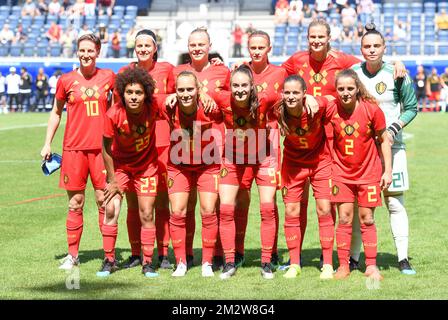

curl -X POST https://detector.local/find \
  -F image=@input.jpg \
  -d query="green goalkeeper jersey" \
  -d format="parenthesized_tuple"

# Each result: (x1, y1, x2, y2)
(352, 62, 418, 149)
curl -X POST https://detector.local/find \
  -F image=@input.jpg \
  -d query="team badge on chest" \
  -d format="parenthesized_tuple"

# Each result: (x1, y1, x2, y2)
(236, 117, 247, 127)
(375, 82, 387, 95)
(344, 124, 355, 136)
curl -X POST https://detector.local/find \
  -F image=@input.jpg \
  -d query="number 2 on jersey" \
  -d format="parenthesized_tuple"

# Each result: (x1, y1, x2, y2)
(345, 139, 354, 155)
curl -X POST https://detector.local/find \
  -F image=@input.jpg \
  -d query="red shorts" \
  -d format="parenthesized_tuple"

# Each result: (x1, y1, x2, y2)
(114, 168, 158, 197)
(167, 164, 220, 194)
(330, 181, 382, 207)
(157, 145, 169, 193)
(59, 149, 106, 191)
(219, 155, 278, 190)
(281, 161, 331, 203)
(429, 91, 440, 101)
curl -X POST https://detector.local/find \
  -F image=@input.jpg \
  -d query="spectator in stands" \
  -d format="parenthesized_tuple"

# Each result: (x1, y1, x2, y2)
(393, 20, 408, 42)
(314, 0, 333, 18)
(19, 67, 33, 113)
(383, 27, 393, 42)
(70, 0, 85, 30)
(335, 0, 347, 13)
(0, 24, 15, 45)
(356, 0, 374, 26)
(155, 30, 163, 58)
(288, 2, 303, 26)
(341, 2, 357, 29)
(47, 70, 62, 111)
(302, 3, 316, 27)
(13, 23, 28, 45)
(0, 72, 6, 114)
(126, 26, 137, 58)
(6, 67, 20, 113)
(232, 25, 244, 58)
(60, 27, 76, 58)
(246, 23, 255, 36)
(341, 25, 354, 43)
(274, 0, 289, 25)
(61, 0, 72, 13)
(48, 0, 62, 16)
(354, 21, 365, 42)
(111, 30, 121, 58)
(427, 67, 441, 112)
(439, 67, 448, 112)
(22, 0, 40, 17)
(98, 0, 115, 17)
(78, 24, 92, 38)
(330, 18, 342, 43)
(414, 65, 428, 112)
(84, 0, 96, 17)
(97, 23, 109, 58)
(46, 22, 62, 43)
(37, 0, 49, 15)
(34, 68, 49, 112)
(435, 9, 448, 32)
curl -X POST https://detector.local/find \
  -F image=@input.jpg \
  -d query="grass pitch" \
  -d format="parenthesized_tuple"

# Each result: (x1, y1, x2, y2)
(0, 112, 447, 300)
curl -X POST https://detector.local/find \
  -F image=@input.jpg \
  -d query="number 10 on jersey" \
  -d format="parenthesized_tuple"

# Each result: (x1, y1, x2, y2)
(84, 101, 99, 117)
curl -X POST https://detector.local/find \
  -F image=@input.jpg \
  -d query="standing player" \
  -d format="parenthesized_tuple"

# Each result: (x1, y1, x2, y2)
(329, 69, 392, 280)
(172, 28, 230, 269)
(40, 34, 115, 270)
(277, 75, 335, 280)
(101, 67, 160, 278)
(165, 71, 222, 277)
(116, 29, 175, 270)
(350, 24, 418, 275)
(217, 65, 279, 280)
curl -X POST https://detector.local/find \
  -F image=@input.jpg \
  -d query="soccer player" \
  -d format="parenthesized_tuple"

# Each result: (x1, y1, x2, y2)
(350, 24, 418, 275)
(217, 65, 279, 280)
(277, 75, 335, 280)
(40, 34, 115, 270)
(100, 67, 161, 278)
(165, 71, 222, 277)
(172, 27, 230, 269)
(116, 29, 175, 270)
(329, 69, 392, 281)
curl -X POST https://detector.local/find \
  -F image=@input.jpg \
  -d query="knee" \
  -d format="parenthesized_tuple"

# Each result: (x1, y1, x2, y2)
(285, 205, 300, 218)
(68, 195, 84, 211)
(316, 204, 331, 217)
(338, 212, 352, 225)
(360, 216, 375, 226)
(139, 209, 154, 224)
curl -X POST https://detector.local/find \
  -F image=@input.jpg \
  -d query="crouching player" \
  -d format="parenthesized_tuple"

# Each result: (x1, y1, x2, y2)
(329, 69, 392, 280)
(165, 71, 222, 277)
(99, 67, 161, 278)
(277, 75, 335, 280)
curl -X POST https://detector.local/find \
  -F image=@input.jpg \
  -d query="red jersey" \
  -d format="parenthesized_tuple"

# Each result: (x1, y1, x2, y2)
(172, 63, 230, 100)
(104, 99, 161, 173)
(56, 68, 115, 151)
(217, 92, 273, 164)
(328, 99, 386, 184)
(282, 49, 360, 98)
(163, 102, 223, 167)
(283, 96, 333, 168)
(117, 61, 175, 147)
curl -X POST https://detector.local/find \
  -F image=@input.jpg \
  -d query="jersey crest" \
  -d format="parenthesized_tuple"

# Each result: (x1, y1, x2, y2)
(375, 81, 387, 95)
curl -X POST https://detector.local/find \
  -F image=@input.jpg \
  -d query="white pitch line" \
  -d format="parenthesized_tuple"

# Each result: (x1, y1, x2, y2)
(0, 123, 47, 131)
(402, 133, 414, 140)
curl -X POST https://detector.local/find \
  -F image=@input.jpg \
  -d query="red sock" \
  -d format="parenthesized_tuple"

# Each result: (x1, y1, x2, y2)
(318, 214, 335, 265)
(361, 223, 378, 267)
(185, 210, 195, 257)
(141, 226, 156, 265)
(219, 203, 235, 263)
(169, 213, 186, 264)
(98, 207, 105, 232)
(235, 207, 249, 255)
(273, 204, 279, 255)
(284, 215, 301, 265)
(336, 224, 352, 267)
(214, 206, 223, 257)
(66, 210, 83, 258)
(260, 203, 276, 264)
(299, 199, 308, 249)
(155, 207, 171, 257)
(102, 224, 118, 261)
(201, 213, 218, 264)
(126, 208, 141, 256)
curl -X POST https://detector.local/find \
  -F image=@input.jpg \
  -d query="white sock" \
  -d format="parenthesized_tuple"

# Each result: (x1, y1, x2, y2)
(350, 206, 362, 261)
(385, 195, 409, 262)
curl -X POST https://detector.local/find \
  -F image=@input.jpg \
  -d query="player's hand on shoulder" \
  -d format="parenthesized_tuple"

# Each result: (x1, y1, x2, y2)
(210, 57, 224, 66)
(165, 93, 177, 109)
(304, 94, 319, 117)
(200, 92, 217, 113)
(393, 61, 407, 79)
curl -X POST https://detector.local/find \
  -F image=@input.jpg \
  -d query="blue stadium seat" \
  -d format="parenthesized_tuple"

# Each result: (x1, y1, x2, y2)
(46, 14, 58, 24)
(23, 44, 34, 57)
(7, 16, 18, 29)
(126, 5, 138, 18)
(275, 24, 287, 34)
(439, 31, 448, 41)
(114, 5, 125, 18)
(397, 14, 408, 23)
(110, 15, 121, 25)
(50, 43, 62, 57)
(9, 44, 21, 57)
(286, 44, 297, 56)
(36, 43, 48, 57)
(288, 25, 300, 34)
(11, 6, 21, 16)
(383, 3, 395, 15)
(120, 24, 131, 33)
(119, 46, 127, 57)
(30, 24, 42, 34)
(97, 15, 109, 26)
(439, 3, 448, 12)
(424, 2, 436, 13)
(425, 31, 435, 42)
(34, 15, 45, 27)
(0, 5, 10, 15)
(84, 16, 96, 29)
(410, 43, 421, 55)
(384, 13, 394, 25)
(123, 15, 136, 26)
(340, 43, 352, 55)
(438, 43, 448, 55)
(397, 3, 409, 15)
(410, 14, 421, 24)
(424, 42, 435, 55)
(410, 31, 420, 41)
(394, 42, 407, 55)
(273, 45, 283, 56)
(411, 3, 422, 14)
(0, 43, 9, 56)
(0, 12, 8, 22)
(21, 16, 32, 29)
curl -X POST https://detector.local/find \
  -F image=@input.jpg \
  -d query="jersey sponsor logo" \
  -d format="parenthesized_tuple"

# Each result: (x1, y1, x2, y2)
(282, 186, 288, 197)
(220, 167, 228, 178)
(332, 185, 339, 196)
(375, 82, 387, 95)
(344, 124, 355, 136)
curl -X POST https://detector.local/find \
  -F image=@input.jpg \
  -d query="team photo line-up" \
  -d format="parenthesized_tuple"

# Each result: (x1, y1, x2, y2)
(40, 18, 417, 281)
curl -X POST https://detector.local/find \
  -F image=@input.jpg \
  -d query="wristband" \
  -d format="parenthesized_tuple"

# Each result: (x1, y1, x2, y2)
(387, 122, 402, 139)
